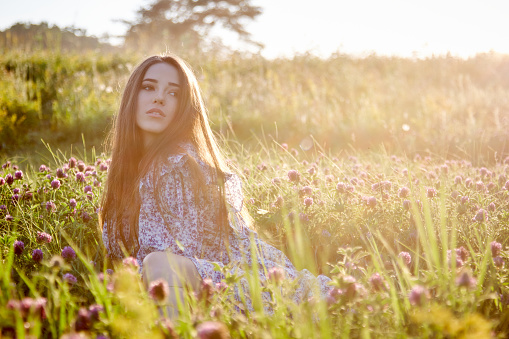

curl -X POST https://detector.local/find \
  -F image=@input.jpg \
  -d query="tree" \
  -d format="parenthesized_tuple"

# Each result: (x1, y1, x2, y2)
(123, 0, 262, 52)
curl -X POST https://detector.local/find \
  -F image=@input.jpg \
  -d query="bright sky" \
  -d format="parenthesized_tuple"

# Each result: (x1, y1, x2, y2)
(1, 0, 508, 58)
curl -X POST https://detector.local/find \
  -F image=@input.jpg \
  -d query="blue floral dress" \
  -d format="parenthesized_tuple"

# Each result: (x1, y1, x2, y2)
(102, 143, 332, 307)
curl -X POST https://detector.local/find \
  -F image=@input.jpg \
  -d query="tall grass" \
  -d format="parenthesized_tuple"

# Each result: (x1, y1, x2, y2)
(1, 137, 508, 337)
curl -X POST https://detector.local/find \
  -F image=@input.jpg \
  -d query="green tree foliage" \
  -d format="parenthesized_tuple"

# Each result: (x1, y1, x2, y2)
(123, 0, 262, 52)
(0, 22, 118, 53)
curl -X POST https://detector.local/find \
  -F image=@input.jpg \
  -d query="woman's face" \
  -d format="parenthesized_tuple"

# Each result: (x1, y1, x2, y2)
(136, 62, 180, 147)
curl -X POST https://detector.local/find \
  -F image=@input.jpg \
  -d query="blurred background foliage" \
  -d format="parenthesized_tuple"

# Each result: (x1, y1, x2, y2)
(1, 0, 509, 165)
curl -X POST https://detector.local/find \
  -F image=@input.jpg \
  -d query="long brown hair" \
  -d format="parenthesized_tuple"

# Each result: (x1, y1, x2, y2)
(100, 54, 233, 258)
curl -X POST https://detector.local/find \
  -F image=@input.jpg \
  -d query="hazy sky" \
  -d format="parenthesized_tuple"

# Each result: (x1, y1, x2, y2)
(1, 0, 508, 58)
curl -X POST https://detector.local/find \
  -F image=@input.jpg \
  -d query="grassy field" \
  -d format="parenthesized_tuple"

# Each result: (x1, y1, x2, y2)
(1, 51, 509, 338)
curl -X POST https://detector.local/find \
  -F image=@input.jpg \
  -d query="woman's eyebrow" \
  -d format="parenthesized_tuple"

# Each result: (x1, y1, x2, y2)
(142, 78, 180, 87)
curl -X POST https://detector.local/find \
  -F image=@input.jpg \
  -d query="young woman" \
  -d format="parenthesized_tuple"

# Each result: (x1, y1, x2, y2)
(101, 54, 331, 316)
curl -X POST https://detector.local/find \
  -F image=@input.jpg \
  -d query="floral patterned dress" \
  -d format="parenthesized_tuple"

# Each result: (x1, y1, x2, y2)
(102, 143, 332, 307)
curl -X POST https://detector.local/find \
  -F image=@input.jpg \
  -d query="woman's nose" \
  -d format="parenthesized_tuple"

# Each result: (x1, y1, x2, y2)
(153, 91, 165, 105)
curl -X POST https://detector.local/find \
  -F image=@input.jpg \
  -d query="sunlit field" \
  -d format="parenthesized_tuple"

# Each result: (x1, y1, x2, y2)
(1, 51, 509, 338)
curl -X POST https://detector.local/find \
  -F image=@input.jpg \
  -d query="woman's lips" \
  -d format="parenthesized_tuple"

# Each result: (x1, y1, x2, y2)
(146, 108, 166, 117)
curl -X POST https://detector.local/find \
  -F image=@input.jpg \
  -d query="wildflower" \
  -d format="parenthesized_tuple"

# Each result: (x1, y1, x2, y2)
(456, 246, 469, 262)
(465, 178, 473, 188)
(273, 195, 284, 208)
(88, 304, 104, 322)
(456, 271, 477, 289)
(13, 240, 24, 255)
(77, 161, 85, 172)
(472, 209, 488, 222)
(84, 185, 92, 194)
(366, 196, 377, 208)
(287, 170, 300, 182)
(37, 231, 52, 244)
(69, 198, 77, 208)
(304, 197, 313, 207)
(11, 194, 20, 202)
(63, 273, 77, 285)
(196, 321, 230, 339)
(488, 202, 496, 212)
(149, 279, 170, 302)
(454, 175, 462, 185)
(122, 257, 139, 269)
(398, 252, 412, 266)
(32, 249, 44, 263)
(14, 170, 23, 180)
(271, 177, 282, 185)
(408, 285, 429, 306)
(398, 187, 410, 198)
(99, 163, 108, 171)
(475, 181, 485, 192)
(267, 267, 285, 284)
(61, 246, 77, 261)
(81, 211, 91, 222)
(301, 185, 312, 195)
(493, 256, 505, 268)
(55, 168, 66, 179)
(325, 174, 335, 183)
(5, 174, 14, 185)
(491, 241, 502, 257)
(5, 214, 14, 221)
(39, 165, 48, 172)
(68, 157, 77, 168)
(0, 177, 4, 186)
(461, 196, 469, 204)
(46, 201, 56, 212)
(198, 278, 214, 302)
(299, 213, 309, 222)
(24, 191, 33, 200)
(336, 182, 346, 193)
(74, 307, 92, 332)
(426, 187, 437, 198)
(51, 179, 61, 189)
(76, 172, 85, 182)
(480, 167, 488, 177)
(369, 273, 385, 291)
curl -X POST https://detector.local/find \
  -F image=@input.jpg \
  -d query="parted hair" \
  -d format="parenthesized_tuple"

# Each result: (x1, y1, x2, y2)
(100, 54, 235, 258)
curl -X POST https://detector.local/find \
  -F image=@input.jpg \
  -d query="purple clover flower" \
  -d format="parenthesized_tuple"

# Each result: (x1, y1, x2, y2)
(398, 251, 412, 266)
(473, 209, 488, 222)
(304, 197, 313, 207)
(69, 198, 77, 208)
(148, 279, 170, 302)
(50, 179, 61, 190)
(366, 196, 377, 208)
(398, 186, 410, 198)
(76, 172, 85, 182)
(68, 157, 77, 168)
(32, 249, 44, 263)
(63, 273, 77, 285)
(287, 170, 300, 182)
(75, 307, 92, 332)
(77, 161, 85, 172)
(61, 246, 76, 261)
(14, 171, 23, 180)
(45, 201, 56, 212)
(56, 168, 67, 179)
(491, 241, 502, 257)
(37, 231, 52, 244)
(84, 185, 92, 194)
(39, 164, 48, 172)
(369, 273, 385, 291)
(456, 271, 477, 289)
(408, 285, 429, 306)
(5, 174, 14, 185)
(196, 321, 230, 339)
(14, 240, 25, 255)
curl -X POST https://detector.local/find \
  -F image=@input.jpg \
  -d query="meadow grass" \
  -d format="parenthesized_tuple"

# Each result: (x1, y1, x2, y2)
(1, 138, 508, 338)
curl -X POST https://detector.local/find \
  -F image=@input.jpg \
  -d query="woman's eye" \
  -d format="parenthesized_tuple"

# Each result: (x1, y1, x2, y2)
(142, 85, 153, 91)
(168, 91, 178, 97)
